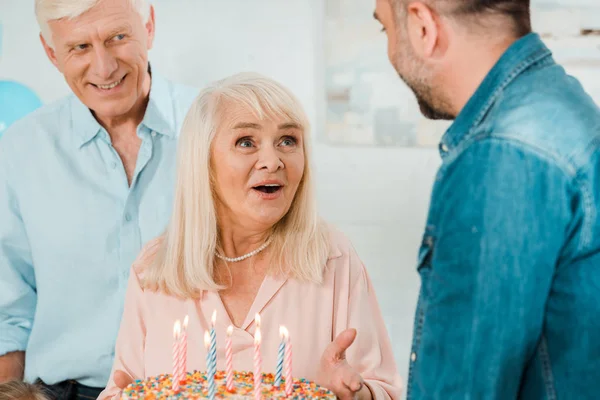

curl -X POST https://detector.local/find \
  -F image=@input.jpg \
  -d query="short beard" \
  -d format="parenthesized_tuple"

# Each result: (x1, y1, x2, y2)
(392, 34, 455, 120)
(402, 75, 455, 120)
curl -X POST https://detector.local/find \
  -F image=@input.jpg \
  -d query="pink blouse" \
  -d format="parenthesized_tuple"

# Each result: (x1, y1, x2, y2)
(99, 228, 402, 399)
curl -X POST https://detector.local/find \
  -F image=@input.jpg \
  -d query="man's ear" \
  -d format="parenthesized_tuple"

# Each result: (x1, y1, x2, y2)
(405, 1, 440, 58)
(40, 33, 61, 70)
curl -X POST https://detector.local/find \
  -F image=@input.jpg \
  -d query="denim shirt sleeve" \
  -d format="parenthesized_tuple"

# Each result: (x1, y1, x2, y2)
(0, 141, 36, 356)
(408, 138, 576, 399)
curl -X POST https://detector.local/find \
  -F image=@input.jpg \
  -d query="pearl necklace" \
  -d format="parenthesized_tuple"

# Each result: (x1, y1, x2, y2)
(215, 238, 272, 263)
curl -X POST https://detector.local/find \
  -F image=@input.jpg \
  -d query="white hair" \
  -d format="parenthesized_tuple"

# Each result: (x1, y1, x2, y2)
(142, 72, 330, 298)
(35, 0, 150, 46)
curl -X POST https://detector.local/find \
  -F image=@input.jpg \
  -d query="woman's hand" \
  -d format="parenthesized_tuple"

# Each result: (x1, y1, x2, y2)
(317, 329, 372, 400)
(114, 370, 134, 390)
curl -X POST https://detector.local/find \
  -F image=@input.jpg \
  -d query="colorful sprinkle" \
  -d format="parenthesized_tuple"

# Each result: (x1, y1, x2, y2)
(121, 371, 336, 399)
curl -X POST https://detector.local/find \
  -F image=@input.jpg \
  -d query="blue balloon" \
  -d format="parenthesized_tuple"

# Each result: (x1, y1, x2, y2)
(0, 80, 43, 139)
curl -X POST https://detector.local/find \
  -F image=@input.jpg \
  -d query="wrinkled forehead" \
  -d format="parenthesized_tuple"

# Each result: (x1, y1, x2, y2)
(215, 97, 307, 132)
(48, 0, 141, 43)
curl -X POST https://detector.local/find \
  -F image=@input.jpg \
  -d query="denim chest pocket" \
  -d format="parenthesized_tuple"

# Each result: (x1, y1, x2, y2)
(415, 233, 435, 312)
(407, 233, 435, 398)
(417, 235, 434, 271)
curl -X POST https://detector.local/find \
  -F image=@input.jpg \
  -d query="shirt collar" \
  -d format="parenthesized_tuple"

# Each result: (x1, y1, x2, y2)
(72, 66, 177, 148)
(441, 33, 553, 152)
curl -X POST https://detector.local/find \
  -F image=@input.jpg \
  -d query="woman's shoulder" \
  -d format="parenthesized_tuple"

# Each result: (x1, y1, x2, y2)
(322, 222, 370, 288)
(324, 222, 356, 260)
(132, 236, 165, 278)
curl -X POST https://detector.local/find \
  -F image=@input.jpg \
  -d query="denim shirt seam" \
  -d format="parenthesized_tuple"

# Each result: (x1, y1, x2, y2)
(442, 132, 576, 176)
(442, 133, 593, 251)
(539, 335, 558, 400)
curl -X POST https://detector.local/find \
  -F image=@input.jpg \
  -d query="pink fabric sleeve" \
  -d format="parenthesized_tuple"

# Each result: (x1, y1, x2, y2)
(336, 245, 403, 400)
(97, 239, 160, 400)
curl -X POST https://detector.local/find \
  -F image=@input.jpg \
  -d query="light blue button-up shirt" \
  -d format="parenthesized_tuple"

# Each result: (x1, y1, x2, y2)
(0, 71, 198, 387)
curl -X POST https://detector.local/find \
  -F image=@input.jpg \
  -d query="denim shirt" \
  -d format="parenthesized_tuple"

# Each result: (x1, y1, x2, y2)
(407, 33, 600, 399)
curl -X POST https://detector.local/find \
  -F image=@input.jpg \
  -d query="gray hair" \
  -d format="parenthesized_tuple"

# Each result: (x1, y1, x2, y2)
(35, 0, 150, 46)
(0, 380, 51, 400)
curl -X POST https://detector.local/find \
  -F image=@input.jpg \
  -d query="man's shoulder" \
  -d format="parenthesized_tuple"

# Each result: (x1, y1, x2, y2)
(0, 95, 74, 157)
(158, 76, 199, 111)
(479, 65, 600, 173)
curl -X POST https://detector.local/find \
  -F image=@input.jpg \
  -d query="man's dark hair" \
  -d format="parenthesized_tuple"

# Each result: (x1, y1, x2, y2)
(394, 0, 532, 38)
(453, 0, 531, 37)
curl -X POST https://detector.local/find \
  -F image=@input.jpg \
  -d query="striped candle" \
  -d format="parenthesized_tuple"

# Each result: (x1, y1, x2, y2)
(254, 328, 262, 400)
(172, 320, 182, 392)
(209, 310, 217, 393)
(181, 316, 189, 380)
(204, 331, 216, 400)
(275, 326, 285, 387)
(226, 325, 234, 391)
(283, 327, 293, 396)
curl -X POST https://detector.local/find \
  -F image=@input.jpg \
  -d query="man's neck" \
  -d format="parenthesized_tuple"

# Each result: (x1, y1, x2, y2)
(94, 69, 152, 139)
(444, 36, 517, 116)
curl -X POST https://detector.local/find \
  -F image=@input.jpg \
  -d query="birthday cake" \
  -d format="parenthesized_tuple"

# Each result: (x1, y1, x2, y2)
(121, 370, 336, 399)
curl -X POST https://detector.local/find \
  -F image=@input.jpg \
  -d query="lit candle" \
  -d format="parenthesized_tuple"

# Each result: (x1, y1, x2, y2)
(275, 326, 285, 387)
(204, 331, 216, 400)
(254, 327, 262, 400)
(172, 320, 182, 392)
(226, 325, 234, 391)
(282, 327, 293, 396)
(181, 316, 189, 380)
(254, 313, 261, 329)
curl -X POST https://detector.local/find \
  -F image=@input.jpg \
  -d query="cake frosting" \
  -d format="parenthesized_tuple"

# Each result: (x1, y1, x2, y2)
(122, 370, 336, 399)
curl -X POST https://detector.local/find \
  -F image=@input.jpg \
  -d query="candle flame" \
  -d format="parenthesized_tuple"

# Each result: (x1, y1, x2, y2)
(183, 315, 189, 330)
(280, 326, 289, 338)
(211, 310, 217, 327)
(255, 327, 261, 345)
(227, 325, 234, 336)
(173, 320, 181, 338)
(204, 330, 211, 349)
(255, 313, 261, 328)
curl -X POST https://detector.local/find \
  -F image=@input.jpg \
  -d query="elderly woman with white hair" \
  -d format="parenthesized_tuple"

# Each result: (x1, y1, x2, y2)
(99, 73, 402, 400)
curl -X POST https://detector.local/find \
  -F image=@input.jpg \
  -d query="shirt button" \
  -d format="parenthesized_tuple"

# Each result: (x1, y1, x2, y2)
(151, 131, 157, 137)
(440, 143, 449, 153)
(125, 213, 132, 222)
(411, 352, 417, 362)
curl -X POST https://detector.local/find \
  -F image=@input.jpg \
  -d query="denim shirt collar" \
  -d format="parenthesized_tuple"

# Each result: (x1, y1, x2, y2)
(72, 65, 176, 148)
(440, 33, 552, 154)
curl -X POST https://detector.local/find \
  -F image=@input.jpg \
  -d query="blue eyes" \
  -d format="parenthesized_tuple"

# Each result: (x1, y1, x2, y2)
(236, 136, 298, 149)
(281, 138, 296, 146)
(71, 34, 125, 52)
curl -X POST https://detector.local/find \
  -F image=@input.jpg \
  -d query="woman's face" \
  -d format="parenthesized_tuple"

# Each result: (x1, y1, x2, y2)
(211, 101, 305, 232)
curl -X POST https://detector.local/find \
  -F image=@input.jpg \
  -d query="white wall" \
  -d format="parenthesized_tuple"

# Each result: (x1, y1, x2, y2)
(0, 1, 437, 387)
(1, 1, 598, 396)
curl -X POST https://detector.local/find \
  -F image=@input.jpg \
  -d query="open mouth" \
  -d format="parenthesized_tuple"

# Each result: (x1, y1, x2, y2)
(93, 75, 126, 90)
(253, 184, 283, 194)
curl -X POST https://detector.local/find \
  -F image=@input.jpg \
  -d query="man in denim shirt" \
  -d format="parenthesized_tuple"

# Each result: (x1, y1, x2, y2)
(374, 0, 600, 398)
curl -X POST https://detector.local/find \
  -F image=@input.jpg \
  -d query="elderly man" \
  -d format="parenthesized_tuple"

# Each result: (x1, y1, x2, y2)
(374, 0, 600, 398)
(0, 0, 198, 398)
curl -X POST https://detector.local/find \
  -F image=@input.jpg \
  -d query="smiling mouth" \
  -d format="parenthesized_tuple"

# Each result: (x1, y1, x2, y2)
(253, 184, 283, 194)
(93, 75, 126, 90)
